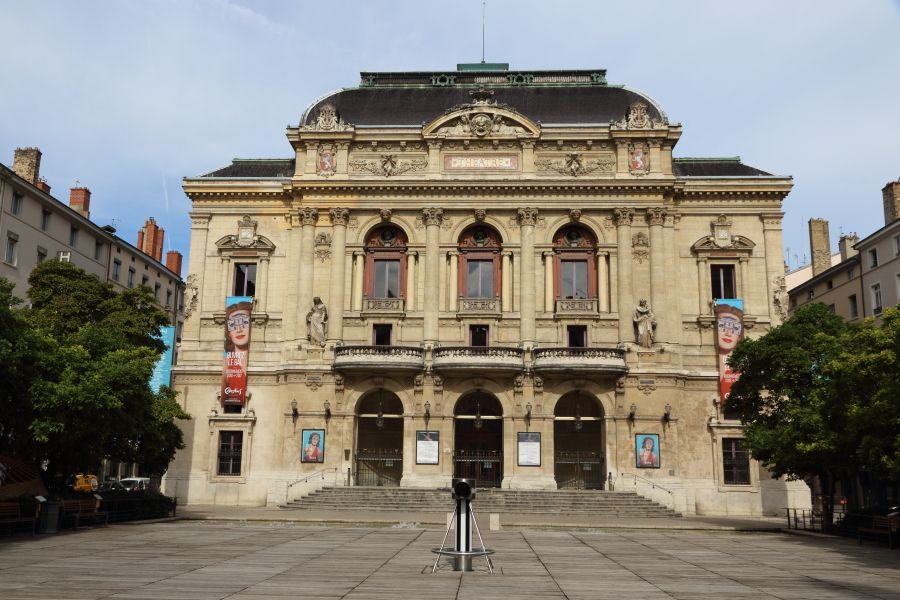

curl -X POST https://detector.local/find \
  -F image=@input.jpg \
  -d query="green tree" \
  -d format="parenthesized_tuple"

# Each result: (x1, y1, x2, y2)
(0, 261, 190, 480)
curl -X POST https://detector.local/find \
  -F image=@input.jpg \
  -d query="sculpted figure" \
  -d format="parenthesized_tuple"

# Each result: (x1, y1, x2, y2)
(306, 297, 328, 346)
(633, 299, 657, 348)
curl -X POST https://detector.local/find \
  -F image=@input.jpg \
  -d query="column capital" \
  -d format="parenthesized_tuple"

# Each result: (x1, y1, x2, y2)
(353, 250, 366, 258)
(405, 250, 418, 258)
(613, 207, 634, 226)
(760, 213, 784, 229)
(647, 207, 667, 226)
(422, 207, 444, 227)
(329, 207, 350, 226)
(542, 250, 555, 258)
(595, 249, 609, 257)
(299, 207, 319, 225)
(517, 207, 539, 226)
(447, 250, 459, 257)
(502, 250, 514, 258)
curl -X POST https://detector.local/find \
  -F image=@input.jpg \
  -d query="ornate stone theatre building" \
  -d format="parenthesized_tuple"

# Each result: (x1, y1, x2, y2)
(164, 64, 810, 515)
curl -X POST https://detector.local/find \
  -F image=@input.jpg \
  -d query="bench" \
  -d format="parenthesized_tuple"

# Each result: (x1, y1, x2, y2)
(0, 501, 38, 536)
(857, 515, 900, 549)
(61, 498, 109, 529)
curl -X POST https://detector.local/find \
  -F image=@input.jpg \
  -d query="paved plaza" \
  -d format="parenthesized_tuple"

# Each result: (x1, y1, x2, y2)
(1, 520, 898, 600)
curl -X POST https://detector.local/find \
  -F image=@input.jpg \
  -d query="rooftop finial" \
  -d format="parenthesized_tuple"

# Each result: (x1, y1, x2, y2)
(481, 1, 486, 64)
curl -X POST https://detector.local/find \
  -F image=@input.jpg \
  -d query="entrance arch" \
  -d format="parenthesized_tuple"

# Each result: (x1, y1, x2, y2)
(355, 389, 403, 486)
(453, 392, 503, 488)
(554, 391, 606, 489)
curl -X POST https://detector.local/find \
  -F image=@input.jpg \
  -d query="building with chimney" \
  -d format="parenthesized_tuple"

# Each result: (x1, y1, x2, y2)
(788, 180, 900, 321)
(0, 147, 186, 333)
(165, 64, 809, 516)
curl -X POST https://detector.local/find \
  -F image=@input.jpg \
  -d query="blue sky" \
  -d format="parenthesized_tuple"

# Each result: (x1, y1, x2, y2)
(2, 0, 899, 270)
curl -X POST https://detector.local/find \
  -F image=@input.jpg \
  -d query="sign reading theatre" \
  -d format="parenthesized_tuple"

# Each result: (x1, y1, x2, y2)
(443, 154, 519, 171)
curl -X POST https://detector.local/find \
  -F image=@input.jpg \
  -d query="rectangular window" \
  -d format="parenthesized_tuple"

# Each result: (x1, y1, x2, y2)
(41, 210, 51, 231)
(722, 438, 750, 485)
(869, 248, 878, 268)
(69, 227, 78, 247)
(872, 283, 883, 315)
(11, 192, 22, 215)
(154, 282, 161, 301)
(94, 241, 104, 261)
(112, 259, 121, 281)
(895, 235, 900, 257)
(466, 259, 494, 298)
(560, 260, 588, 299)
(217, 431, 243, 476)
(807, 289, 814, 300)
(37, 248, 47, 264)
(373, 259, 400, 298)
(849, 294, 858, 319)
(848, 268, 855, 280)
(711, 265, 736, 300)
(373, 324, 392, 346)
(127, 267, 135, 288)
(233, 263, 257, 296)
(828, 304, 835, 313)
(567, 325, 587, 348)
(166, 289, 173, 308)
(826, 279, 833, 290)
(141, 275, 149, 287)
(4, 236, 17, 266)
(469, 324, 489, 347)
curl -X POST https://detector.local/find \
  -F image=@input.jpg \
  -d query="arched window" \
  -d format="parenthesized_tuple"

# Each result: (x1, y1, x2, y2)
(364, 226, 407, 299)
(553, 226, 597, 300)
(458, 226, 502, 299)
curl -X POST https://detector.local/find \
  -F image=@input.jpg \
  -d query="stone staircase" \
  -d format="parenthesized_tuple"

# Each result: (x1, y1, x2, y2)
(283, 486, 680, 517)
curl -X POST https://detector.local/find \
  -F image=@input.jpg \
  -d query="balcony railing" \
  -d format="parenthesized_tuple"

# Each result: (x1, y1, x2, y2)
(532, 347, 627, 373)
(334, 345, 424, 371)
(432, 346, 524, 372)
(362, 297, 405, 314)
(555, 298, 598, 314)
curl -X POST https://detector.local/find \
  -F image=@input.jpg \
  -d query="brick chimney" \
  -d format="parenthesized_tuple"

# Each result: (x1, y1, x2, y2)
(165, 250, 183, 277)
(838, 233, 859, 261)
(35, 178, 51, 194)
(809, 218, 831, 276)
(883, 180, 900, 225)
(137, 217, 164, 262)
(12, 147, 41, 184)
(69, 187, 91, 218)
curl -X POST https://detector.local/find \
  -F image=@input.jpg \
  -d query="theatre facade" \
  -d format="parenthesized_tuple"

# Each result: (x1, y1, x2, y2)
(164, 64, 810, 516)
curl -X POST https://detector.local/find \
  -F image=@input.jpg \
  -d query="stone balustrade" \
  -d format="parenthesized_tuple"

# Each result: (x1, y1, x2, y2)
(432, 346, 524, 372)
(532, 346, 627, 374)
(333, 345, 424, 371)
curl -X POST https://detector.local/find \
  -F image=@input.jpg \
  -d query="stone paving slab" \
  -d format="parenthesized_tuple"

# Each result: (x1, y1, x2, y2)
(0, 521, 897, 599)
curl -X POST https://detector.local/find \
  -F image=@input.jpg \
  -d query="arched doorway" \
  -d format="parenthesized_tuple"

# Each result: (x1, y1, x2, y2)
(453, 392, 503, 488)
(355, 389, 404, 486)
(554, 391, 606, 489)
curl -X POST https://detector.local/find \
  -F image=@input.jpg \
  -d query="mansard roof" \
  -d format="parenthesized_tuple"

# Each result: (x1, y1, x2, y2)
(201, 159, 294, 178)
(673, 157, 772, 177)
(300, 65, 667, 127)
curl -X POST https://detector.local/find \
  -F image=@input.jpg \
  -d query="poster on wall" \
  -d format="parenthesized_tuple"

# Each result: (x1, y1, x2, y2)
(517, 432, 541, 466)
(150, 325, 176, 393)
(635, 433, 661, 468)
(714, 299, 745, 409)
(221, 296, 252, 405)
(416, 431, 440, 465)
(301, 429, 325, 463)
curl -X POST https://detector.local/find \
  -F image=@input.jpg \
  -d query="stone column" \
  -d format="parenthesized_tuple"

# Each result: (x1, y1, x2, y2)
(448, 251, 459, 312)
(608, 249, 618, 314)
(327, 208, 350, 343)
(739, 257, 751, 314)
(543, 251, 555, 314)
(663, 213, 679, 342)
(405, 251, 417, 312)
(351, 251, 365, 312)
(697, 257, 709, 315)
(297, 208, 318, 328)
(761, 213, 785, 324)
(614, 208, 634, 342)
(256, 256, 270, 313)
(597, 251, 609, 313)
(648, 207, 666, 342)
(501, 251, 513, 312)
(518, 208, 539, 344)
(422, 208, 443, 343)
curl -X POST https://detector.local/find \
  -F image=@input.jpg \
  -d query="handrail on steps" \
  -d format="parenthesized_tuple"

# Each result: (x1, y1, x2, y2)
(286, 467, 338, 490)
(618, 472, 674, 496)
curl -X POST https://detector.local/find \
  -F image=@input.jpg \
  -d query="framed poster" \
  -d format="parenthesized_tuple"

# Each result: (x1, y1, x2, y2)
(301, 429, 325, 463)
(517, 432, 541, 466)
(416, 430, 440, 465)
(635, 433, 660, 468)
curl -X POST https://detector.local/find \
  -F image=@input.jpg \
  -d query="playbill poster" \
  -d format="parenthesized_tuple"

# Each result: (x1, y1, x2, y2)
(517, 432, 541, 466)
(416, 431, 439, 465)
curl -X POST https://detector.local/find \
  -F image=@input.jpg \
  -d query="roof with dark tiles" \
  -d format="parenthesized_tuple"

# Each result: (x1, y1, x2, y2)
(672, 158, 773, 177)
(202, 159, 294, 178)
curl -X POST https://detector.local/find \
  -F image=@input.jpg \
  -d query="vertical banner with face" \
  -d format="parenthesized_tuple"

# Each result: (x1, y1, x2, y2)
(715, 299, 745, 409)
(150, 325, 176, 393)
(222, 296, 253, 405)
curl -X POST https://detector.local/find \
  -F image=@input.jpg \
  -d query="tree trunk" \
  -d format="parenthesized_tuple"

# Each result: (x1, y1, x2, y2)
(822, 471, 835, 533)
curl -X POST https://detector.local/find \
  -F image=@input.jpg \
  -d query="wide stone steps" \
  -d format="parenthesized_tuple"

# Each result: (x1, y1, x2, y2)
(283, 486, 680, 517)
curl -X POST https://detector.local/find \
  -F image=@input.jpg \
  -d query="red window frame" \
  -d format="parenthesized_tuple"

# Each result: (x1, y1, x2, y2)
(552, 226, 597, 300)
(364, 227, 408, 299)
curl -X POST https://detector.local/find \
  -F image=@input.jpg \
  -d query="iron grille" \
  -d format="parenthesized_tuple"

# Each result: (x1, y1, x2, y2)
(554, 451, 605, 489)
(355, 448, 402, 487)
(453, 450, 503, 488)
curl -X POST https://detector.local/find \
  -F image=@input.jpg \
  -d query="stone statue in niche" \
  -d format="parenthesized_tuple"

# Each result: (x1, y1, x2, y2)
(306, 297, 328, 346)
(633, 299, 657, 348)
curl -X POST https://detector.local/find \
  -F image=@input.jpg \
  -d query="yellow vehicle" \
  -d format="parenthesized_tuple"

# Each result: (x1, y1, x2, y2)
(72, 473, 99, 493)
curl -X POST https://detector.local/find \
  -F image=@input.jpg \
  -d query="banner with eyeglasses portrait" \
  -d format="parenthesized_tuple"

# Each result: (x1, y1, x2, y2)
(222, 296, 253, 405)
(714, 299, 744, 410)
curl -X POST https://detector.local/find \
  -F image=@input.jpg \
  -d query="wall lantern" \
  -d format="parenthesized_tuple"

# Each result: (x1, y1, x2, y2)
(376, 390, 385, 429)
(291, 399, 299, 420)
(574, 401, 583, 431)
(628, 403, 637, 421)
(474, 398, 483, 430)
(324, 399, 332, 421)
(525, 402, 532, 423)
(424, 400, 431, 425)
(663, 403, 672, 423)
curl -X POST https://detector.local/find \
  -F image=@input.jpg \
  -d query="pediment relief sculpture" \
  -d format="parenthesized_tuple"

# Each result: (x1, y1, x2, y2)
(691, 234, 756, 254)
(349, 154, 428, 177)
(216, 215, 276, 253)
(611, 101, 668, 130)
(424, 93, 539, 140)
(535, 152, 615, 177)
(301, 103, 353, 132)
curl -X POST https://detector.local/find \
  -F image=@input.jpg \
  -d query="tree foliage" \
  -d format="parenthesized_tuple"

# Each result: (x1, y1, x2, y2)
(0, 261, 189, 478)
(728, 303, 900, 493)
